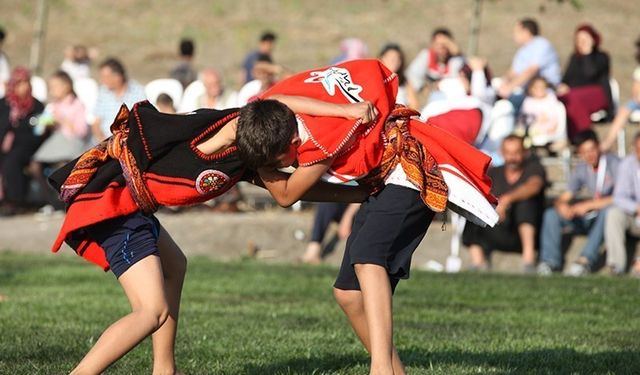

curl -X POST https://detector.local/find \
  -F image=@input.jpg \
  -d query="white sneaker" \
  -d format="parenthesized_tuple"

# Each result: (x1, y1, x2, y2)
(537, 262, 553, 276)
(566, 262, 590, 277)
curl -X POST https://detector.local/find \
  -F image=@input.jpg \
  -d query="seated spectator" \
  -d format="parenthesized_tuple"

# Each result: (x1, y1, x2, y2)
(237, 55, 278, 106)
(302, 203, 359, 264)
(30, 70, 88, 210)
(460, 57, 495, 107)
(557, 24, 612, 140)
(0, 27, 9, 94)
(242, 31, 277, 84)
(601, 68, 640, 153)
(60, 45, 92, 81)
(155, 93, 176, 114)
(538, 130, 619, 276)
(516, 76, 566, 150)
(459, 58, 515, 165)
(199, 68, 237, 110)
(331, 38, 368, 65)
(605, 131, 640, 276)
(169, 38, 197, 89)
(0, 67, 45, 216)
(406, 27, 465, 96)
(422, 61, 514, 157)
(462, 135, 546, 273)
(91, 57, 145, 142)
(498, 18, 561, 113)
(378, 43, 419, 110)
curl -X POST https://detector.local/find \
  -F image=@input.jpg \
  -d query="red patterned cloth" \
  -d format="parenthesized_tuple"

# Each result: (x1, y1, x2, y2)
(262, 59, 498, 226)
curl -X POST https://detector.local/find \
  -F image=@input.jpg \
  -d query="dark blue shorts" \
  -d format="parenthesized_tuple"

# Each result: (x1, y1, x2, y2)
(85, 212, 161, 278)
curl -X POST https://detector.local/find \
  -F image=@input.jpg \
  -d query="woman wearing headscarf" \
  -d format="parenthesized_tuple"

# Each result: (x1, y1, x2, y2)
(556, 24, 612, 140)
(0, 67, 45, 215)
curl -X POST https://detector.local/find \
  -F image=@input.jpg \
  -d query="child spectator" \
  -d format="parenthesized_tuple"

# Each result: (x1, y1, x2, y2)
(242, 31, 277, 84)
(516, 76, 566, 150)
(155, 93, 176, 114)
(30, 70, 88, 210)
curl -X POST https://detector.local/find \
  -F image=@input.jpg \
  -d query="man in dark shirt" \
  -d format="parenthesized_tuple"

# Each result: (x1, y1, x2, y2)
(463, 135, 547, 273)
(169, 38, 197, 89)
(242, 31, 277, 84)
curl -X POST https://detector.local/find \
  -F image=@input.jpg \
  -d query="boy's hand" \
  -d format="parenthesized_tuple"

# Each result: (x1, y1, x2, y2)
(343, 101, 378, 124)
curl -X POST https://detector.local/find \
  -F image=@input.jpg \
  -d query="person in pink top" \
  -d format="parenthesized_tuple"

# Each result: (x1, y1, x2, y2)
(30, 70, 88, 210)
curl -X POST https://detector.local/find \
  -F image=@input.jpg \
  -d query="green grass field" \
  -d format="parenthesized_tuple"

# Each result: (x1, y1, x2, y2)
(1, 252, 639, 374)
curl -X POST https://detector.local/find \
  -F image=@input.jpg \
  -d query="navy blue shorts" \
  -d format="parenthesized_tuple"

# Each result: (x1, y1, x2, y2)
(85, 212, 161, 278)
(334, 184, 434, 293)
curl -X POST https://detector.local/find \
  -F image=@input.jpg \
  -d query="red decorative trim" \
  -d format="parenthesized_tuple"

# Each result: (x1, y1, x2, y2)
(190, 111, 240, 161)
(132, 101, 153, 161)
(144, 172, 195, 186)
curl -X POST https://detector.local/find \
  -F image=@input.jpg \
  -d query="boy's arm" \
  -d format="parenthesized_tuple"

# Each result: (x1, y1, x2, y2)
(267, 94, 377, 121)
(247, 169, 369, 204)
(257, 158, 336, 207)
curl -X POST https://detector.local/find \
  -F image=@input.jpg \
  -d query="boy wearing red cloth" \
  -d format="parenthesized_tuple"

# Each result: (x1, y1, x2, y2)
(236, 59, 498, 375)
(49, 100, 367, 374)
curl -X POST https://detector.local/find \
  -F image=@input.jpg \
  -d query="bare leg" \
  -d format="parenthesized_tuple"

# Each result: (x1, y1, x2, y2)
(151, 226, 188, 375)
(518, 223, 537, 265)
(354, 264, 394, 375)
(334, 288, 405, 375)
(302, 241, 322, 264)
(70, 256, 169, 375)
(469, 244, 488, 266)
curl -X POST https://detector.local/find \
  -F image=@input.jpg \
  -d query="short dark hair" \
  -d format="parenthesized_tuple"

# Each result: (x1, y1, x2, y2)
(156, 93, 174, 107)
(255, 53, 273, 64)
(236, 100, 297, 170)
(573, 130, 599, 148)
(50, 70, 76, 97)
(431, 27, 453, 40)
(503, 134, 525, 147)
(260, 31, 277, 42)
(99, 57, 127, 81)
(0, 27, 6, 42)
(179, 38, 194, 57)
(519, 18, 539, 36)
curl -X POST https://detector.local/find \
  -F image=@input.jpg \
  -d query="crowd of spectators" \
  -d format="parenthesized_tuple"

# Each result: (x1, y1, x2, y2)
(2, 17, 640, 276)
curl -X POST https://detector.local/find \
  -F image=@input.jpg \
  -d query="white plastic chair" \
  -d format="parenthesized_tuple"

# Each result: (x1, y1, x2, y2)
(73, 77, 98, 124)
(178, 80, 205, 113)
(145, 78, 183, 110)
(30, 76, 47, 103)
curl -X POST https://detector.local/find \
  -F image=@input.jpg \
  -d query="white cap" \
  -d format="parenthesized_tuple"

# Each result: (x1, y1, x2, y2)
(633, 66, 640, 82)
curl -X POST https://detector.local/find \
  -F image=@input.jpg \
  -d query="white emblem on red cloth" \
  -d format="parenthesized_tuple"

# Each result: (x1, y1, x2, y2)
(304, 67, 364, 103)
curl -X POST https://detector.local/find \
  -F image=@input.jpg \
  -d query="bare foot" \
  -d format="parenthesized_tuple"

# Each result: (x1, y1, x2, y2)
(301, 242, 322, 264)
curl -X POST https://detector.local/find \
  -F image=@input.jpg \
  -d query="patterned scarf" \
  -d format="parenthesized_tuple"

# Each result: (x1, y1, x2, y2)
(6, 67, 34, 126)
(59, 104, 158, 213)
(362, 105, 449, 212)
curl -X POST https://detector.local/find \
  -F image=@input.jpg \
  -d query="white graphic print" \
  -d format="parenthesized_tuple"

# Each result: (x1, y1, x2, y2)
(304, 67, 364, 103)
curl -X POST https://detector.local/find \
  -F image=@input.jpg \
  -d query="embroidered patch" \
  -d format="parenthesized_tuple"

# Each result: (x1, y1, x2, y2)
(195, 169, 230, 195)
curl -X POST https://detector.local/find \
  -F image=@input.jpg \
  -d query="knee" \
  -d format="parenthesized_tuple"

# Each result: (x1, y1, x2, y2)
(146, 303, 170, 330)
(333, 287, 359, 310)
